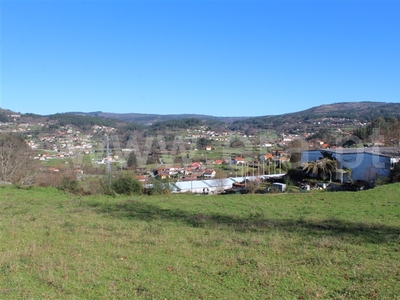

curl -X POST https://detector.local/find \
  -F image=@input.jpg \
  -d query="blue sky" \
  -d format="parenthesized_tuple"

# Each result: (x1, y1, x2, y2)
(1, 0, 399, 117)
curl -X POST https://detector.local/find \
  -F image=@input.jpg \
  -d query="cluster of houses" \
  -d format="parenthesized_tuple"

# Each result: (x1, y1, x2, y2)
(35, 152, 75, 160)
(153, 162, 217, 181)
(4, 111, 400, 192)
(92, 125, 117, 134)
(186, 126, 231, 142)
(25, 126, 95, 153)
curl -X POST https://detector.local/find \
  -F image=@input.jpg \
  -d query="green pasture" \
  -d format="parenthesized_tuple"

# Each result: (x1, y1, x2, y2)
(0, 185, 399, 299)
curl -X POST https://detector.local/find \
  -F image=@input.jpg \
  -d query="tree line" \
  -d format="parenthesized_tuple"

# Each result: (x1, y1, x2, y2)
(48, 114, 120, 130)
(353, 116, 400, 144)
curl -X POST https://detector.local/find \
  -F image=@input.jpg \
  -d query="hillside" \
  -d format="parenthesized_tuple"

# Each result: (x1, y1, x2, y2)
(70, 102, 400, 130)
(294, 102, 400, 120)
(3, 101, 400, 133)
(70, 111, 247, 125)
(230, 101, 400, 131)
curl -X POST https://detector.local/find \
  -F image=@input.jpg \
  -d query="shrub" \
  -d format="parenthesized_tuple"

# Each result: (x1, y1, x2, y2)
(99, 178, 115, 196)
(111, 174, 142, 195)
(36, 172, 61, 188)
(148, 178, 171, 195)
(390, 163, 400, 183)
(286, 168, 304, 183)
(79, 177, 107, 195)
(374, 175, 389, 186)
(58, 176, 81, 194)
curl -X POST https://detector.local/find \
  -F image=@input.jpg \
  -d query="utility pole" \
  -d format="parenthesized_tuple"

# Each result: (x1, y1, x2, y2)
(229, 151, 232, 174)
(257, 158, 260, 178)
(106, 135, 111, 185)
(244, 161, 247, 190)
(263, 159, 264, 176)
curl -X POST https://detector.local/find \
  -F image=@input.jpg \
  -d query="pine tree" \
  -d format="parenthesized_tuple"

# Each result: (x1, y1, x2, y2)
(127, 152, 138, 169)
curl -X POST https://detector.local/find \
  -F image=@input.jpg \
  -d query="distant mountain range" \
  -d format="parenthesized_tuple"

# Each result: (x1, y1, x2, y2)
(2, 101, 400, 128)
(69, 111, 246, 125)
(70, 101, 400, 125)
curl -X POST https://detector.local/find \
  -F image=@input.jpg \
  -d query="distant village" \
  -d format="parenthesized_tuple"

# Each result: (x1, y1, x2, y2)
(1, 112, 399, 193)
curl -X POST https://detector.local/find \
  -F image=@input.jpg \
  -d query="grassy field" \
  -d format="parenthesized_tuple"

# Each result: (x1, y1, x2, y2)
(0, 185, 399, 299)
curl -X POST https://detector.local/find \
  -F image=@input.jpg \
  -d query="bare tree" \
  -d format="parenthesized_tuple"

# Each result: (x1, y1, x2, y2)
(246, 179, 261, 194)
(0, 134, 38, 185)
(211, 170, 230, 194)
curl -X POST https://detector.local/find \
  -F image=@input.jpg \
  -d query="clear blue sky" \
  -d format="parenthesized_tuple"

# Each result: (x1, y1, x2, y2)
(1, 0, 399, 117)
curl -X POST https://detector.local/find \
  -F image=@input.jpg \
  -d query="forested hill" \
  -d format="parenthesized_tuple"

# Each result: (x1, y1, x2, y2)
(229, 102, 400, 130)
(3, 101, 400, 132)
(297, 102, 400, 120)
(70, 102, 400, 128)
(70, 111, 246, 125)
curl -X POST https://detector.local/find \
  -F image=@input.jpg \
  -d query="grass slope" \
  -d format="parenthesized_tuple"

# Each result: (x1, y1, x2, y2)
(0, 185, 399, 299)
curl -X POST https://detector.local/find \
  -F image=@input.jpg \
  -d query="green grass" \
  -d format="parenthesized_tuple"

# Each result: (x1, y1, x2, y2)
(0, 185, 399, 299)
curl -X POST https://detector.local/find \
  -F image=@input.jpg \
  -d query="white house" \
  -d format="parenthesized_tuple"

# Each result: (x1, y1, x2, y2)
(203, 169, 216, 178)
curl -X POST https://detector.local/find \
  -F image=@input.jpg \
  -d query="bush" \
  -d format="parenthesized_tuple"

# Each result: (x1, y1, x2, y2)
(78, 177, 108, 195)
(285, 168, 304, 183)
(111, 174, 142, 195)
(58, 176, 81, 194)
(148, 178, 171, 195)
(99, 178, 115, 196)
(36, 172, 62, 188)
(390, 163, 400, 183)
(374, 175, 389, 186)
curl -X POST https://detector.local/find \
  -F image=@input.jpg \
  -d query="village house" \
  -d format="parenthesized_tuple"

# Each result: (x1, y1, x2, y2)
(158, 171, 171, 180)
(190, 162, 203, 169)
(212, 159, 224, 165)
(231, 157, 245, 165)
(183, 167, 192, 175)
(203, 169, 216, 178)
(261, 153, 274, 161)
(134, 175, 148, 182)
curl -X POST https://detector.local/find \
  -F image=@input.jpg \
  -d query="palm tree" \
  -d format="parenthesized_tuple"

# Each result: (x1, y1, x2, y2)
(317, 158, 337, 181)
(302, 160, 318, 178)
(302, 158, 337, 181)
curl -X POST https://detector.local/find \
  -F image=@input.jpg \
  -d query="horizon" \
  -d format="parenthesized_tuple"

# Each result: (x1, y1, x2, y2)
(1, 1, 399, 117)
(0, 100, 398, 119)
